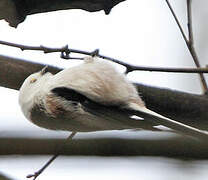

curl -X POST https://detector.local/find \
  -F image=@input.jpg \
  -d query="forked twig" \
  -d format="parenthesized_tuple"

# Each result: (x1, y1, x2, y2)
(26, 132, 76, 180)
(165, 0, 208, 93)
(186, 0, 208, 93)
(1, 40, 208, 74)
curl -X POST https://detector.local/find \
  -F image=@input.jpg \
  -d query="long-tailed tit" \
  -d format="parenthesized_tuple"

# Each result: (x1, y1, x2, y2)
(19, 56, 208, 140)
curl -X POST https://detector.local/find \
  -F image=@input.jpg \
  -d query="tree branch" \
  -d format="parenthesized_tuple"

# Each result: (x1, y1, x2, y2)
(165, 0, 208, 94)
(0, 137, 208, 159)
(0, 54, 61, 90)
(0, 173, 13, 180)
(26, 132, 77, 180)
(1, 41, 208, 74)
(165, 0, 189, 45)
(187, 0, 193, 45)
(0, 0, 126, 27)
(186, 0, 208, 93)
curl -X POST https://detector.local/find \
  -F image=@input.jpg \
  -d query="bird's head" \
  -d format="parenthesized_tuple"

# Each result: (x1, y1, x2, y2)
(19, 66, 53, 119)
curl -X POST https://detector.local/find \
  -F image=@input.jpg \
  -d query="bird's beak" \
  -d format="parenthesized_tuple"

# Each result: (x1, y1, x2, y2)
(40, 66, 48, 75)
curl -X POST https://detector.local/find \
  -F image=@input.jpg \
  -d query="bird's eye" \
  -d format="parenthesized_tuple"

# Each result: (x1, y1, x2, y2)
(30, 78, 37, 83)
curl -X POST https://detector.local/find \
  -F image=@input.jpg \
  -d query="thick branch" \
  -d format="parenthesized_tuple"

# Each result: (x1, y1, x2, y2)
(0, 173, 13, 180)
(0, 137, 208, 159)
(0, 0, 125, 27)
(1, 54, 208, 129)
(0, 55, 61, 90)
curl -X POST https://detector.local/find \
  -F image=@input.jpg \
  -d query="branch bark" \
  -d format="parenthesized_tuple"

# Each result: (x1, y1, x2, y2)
(0, 0, 126, 27)
(0, 137, 208, 159)
(0, 173, 13, 180)
(1, 54, 208, 129)
(1, 40, 208, 74)
(0, 54, 61, 90)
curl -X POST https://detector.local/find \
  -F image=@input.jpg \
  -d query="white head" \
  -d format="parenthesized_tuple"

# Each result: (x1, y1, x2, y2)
(19, 66, 53, 119)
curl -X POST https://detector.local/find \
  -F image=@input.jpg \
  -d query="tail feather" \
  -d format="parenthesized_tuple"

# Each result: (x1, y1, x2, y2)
(128, 103, 208, 141)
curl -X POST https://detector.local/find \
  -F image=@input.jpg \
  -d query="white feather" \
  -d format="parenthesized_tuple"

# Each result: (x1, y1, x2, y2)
(18, 56, 208, 140)
(128, 102, 208, 140)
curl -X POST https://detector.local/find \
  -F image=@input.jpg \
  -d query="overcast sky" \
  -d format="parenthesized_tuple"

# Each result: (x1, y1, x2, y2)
(0, 1, 208, 180)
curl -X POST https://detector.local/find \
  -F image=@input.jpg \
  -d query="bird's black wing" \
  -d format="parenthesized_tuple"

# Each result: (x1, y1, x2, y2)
(51, 87, 159, 131)
(52, 87, 87, 103)
(51, 87, 208, 139)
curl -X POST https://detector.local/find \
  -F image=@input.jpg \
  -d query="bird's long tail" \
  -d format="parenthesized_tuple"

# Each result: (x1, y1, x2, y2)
(128, 103, 208, 141)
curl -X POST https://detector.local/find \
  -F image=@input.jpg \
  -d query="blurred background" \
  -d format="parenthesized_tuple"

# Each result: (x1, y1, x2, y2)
(0, 0, 208, 179)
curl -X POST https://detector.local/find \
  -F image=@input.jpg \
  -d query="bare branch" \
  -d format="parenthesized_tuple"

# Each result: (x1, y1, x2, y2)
(1, 40, 208, 74)
(0, 0, 126, 27)
(27, 132, 76, 180)
(165, 0, 208, 94)
(186, 0, 207, 92)
(0, 40, 68, 53)
(186, 0, 208, 93)
(0, 137, 208, 159)
(0, 173, 14, 180)
(165, 0, 189, 45)
(0, 54, 61, 90)
(187, 0, 193, 44)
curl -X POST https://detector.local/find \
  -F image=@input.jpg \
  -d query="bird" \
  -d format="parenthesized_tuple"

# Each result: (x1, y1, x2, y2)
(19, 56, 208, 179)
(19, 56, 208, 139)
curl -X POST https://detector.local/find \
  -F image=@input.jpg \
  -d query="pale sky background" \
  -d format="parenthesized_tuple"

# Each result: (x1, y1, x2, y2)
(0, 0, 208, 180)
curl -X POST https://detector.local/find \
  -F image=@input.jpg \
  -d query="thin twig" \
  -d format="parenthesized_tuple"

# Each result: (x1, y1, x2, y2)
(165, 0, 208, 94)
(27, 132, 76, 180)
(186, 0, 208, 93)
(125, 66, 208, 73)
(165, 0, 189, 45)
(187, 0, 193, 44)
(0, 40, 67, 53)
(1, 40, 208, 74)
